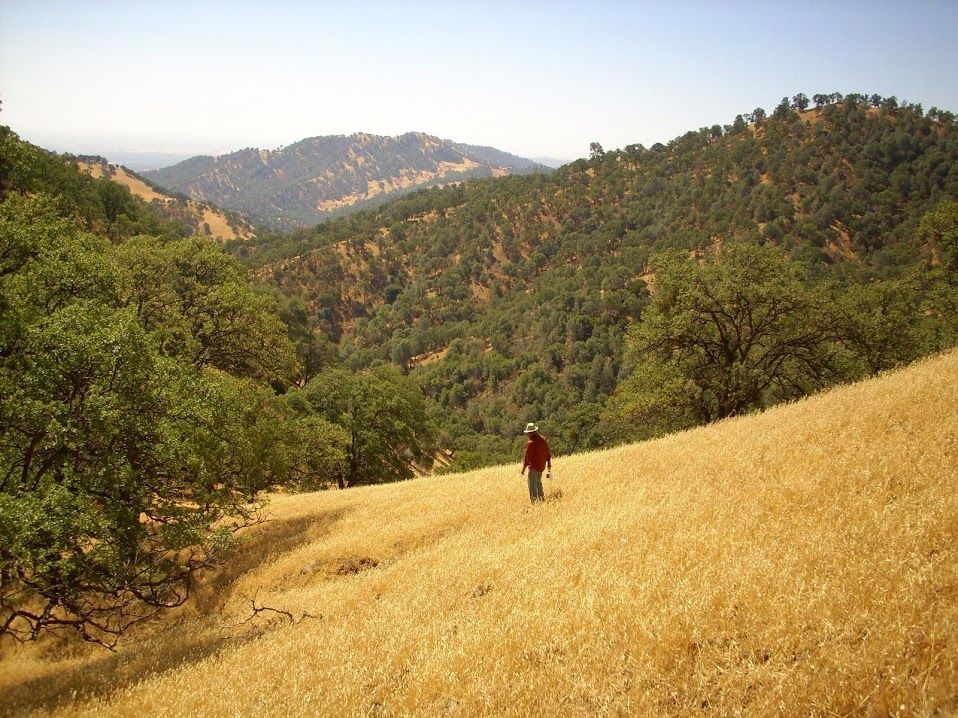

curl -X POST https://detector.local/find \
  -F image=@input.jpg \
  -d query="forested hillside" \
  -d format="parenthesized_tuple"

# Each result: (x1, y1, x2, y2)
(237, 93, 958, 469)
(146, 132, 547, 228)
(0, 127, 187, 240)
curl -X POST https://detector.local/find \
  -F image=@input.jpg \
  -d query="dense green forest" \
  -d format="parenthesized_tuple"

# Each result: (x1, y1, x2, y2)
(232, 93, 958, 469)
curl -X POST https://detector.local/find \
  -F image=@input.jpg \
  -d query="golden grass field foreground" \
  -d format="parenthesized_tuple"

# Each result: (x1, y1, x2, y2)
(2, 352, 957, 716)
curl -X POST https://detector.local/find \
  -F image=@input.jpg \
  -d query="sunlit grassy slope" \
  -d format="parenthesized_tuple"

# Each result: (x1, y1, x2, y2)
(3, 352, 957, 717)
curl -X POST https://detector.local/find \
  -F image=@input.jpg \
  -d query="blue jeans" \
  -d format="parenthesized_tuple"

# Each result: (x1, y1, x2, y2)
(527, 469, 544, 502)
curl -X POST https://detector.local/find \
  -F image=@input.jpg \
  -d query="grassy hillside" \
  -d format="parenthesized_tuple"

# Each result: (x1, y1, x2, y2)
(2, 351, 956, 716)
(74, 159, 256, 241)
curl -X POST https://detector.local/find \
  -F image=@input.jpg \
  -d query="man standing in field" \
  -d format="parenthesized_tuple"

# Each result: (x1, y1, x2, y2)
(520, 423, 552, 503)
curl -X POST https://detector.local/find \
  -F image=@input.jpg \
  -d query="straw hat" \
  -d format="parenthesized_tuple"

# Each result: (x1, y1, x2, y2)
(523, 423, 539, 434)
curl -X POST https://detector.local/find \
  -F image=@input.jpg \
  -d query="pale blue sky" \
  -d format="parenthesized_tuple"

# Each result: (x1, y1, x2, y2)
(2, 1, 956, 161)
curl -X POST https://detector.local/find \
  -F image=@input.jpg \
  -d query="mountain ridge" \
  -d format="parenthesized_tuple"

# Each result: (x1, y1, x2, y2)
(145, 132, 549, 228)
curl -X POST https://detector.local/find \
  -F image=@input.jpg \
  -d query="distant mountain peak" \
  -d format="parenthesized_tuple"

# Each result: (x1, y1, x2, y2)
(145, 133, 548, 228)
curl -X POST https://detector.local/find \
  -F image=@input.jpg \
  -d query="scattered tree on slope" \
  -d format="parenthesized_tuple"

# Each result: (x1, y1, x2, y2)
(294, 366, 436, 488)
(607, 244, 843, 436)
(605, 238, 956, 442)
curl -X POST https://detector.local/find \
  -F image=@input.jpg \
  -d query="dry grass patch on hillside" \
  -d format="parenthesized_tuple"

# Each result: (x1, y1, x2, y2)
(77, 161, 168, 202)
(193, 204, 235, 239)
(2, 353, 957, 716)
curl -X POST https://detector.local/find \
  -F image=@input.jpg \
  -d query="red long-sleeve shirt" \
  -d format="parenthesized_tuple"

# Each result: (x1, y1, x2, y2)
(522, 434, 551, 472)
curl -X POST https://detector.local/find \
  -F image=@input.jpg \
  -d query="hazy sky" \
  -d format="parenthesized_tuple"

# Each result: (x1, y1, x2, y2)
(2, 1, 957, 161)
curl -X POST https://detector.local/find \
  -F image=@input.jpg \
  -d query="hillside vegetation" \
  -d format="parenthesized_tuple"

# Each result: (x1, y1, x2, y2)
(146, 132, 547, 228)
(3, 351, 955, 716)
(0, 126, 357, 647)
(74, 159, 256, 241)
(238, 94, 958, 469)
(0, 127, 184, 241)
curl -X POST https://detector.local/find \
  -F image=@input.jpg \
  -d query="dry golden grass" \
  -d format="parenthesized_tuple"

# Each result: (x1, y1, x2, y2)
(76, 161, 168, 203)
(195, 204, 242, 241)
(2, 352, 957, 717)
(318, 159, 480, 212)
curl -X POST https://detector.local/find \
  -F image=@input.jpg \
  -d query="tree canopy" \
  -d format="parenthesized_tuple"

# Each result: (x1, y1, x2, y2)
(606, 244, 842, 437)
(296, 365, 436, 488)
(0, 165, 314, 644)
